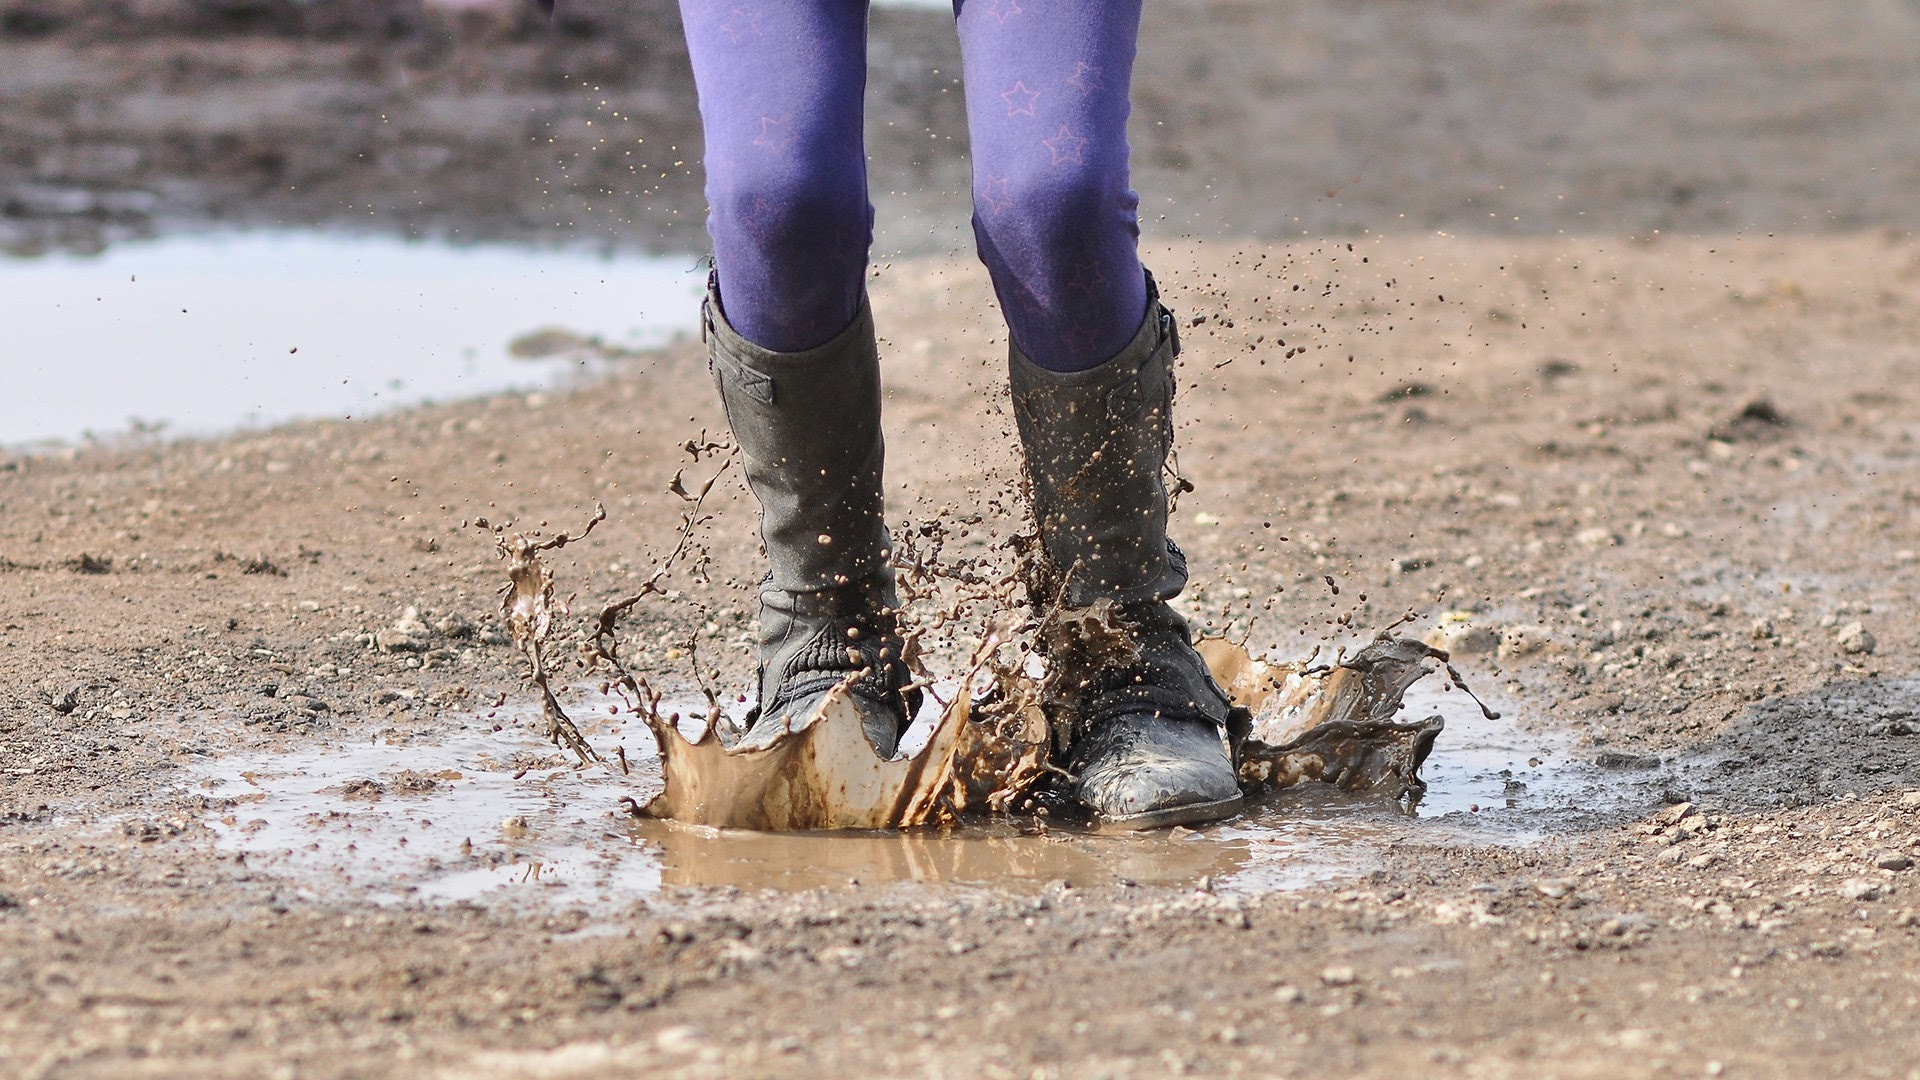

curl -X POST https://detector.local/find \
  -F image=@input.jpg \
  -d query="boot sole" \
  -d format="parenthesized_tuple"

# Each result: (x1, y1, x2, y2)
(1091, 792, 1244, 833)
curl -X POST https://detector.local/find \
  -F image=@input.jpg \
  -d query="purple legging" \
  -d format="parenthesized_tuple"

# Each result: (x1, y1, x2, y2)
(677, 0, 1148, 372)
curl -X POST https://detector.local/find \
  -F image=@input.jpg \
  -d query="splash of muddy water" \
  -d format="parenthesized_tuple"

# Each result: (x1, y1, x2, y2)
(488, 511, 1493, 831)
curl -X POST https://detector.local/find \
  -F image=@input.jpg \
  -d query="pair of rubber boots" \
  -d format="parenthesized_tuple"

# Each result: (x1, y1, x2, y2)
(702, 273, 1241, 831)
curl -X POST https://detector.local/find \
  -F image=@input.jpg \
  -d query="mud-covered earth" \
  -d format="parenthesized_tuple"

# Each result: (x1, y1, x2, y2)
(5, 2, 1920, 1077)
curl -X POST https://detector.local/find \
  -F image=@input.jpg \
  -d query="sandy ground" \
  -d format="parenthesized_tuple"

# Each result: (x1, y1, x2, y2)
(6, 1, 1920, 1077)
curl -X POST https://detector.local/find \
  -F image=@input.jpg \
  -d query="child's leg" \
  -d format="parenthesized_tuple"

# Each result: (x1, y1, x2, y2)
(680, 1, 918, 755)
(679, 0, 871, 352)
(956, 0, 1149, 373)
(961, 2, 1242, 829)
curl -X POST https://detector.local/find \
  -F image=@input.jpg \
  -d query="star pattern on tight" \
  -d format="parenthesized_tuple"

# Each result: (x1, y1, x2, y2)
(977, 172, 1014, 216)
(1066, 61, 1104, 95)
(1060, 320, 1102, 356)
(1000, 81, 1040, 117)
(752, 115, 794, 154)
(1042, 125, 1087, 166)
(1066, 259, 1109, 295)
(983, 0, 1023, 24)
(719, 7, 760, 43)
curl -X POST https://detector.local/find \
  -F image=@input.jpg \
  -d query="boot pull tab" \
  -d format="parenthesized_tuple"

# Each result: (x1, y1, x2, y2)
(700, 264, 721, 347)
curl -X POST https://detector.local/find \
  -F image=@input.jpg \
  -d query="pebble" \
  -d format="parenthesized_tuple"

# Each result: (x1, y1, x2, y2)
(1835, 622, 1877, 656)
(1838, 878, 1881, 901)
(1652, 802, 1697, 826)
(1574, 527, 1618, 549)
(376, 606, 434, 653)
(1425, 622, 1501, 656)
(1498, 624, 1556, 660)
(1874, 852, 1914, 872)
(1320, 965, 1357, 986)
(654, 1026, 703, 1053)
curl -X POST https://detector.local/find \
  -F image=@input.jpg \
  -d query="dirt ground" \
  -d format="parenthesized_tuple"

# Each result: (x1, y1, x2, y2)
(5, 1, 1920, 1077)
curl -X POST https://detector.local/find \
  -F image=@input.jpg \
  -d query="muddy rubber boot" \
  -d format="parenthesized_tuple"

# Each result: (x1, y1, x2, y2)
(1009, 275, 1243, 830)
(704, 282, 920, 758)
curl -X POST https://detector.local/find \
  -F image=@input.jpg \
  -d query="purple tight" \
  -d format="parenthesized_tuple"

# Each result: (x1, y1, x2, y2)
(678, 0, 1147, 372)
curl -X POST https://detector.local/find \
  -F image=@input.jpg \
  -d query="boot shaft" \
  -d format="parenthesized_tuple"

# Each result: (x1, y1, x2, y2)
(704, 282, 894, 597)
(1008, 276, 1186, 609)
(704, 280, 918, 749)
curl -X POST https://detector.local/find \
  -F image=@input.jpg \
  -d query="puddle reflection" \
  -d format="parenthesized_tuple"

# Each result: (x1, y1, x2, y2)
(1, 231, 704, 447)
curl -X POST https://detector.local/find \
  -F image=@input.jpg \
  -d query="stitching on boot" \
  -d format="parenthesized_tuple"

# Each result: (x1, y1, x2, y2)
(717, 357, 775, 405)
(1107, 375, 1146, 420)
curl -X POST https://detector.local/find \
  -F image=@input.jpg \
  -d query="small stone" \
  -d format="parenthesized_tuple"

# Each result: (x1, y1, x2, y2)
(1902, 791, 1920, 808)
(1838, 878, 1881, 901)
(340, 778, 384, 800)
(1748, 618, 1776, 641)
(1534, 879, 1574, 899)
(376, 606, 434, 653)
(1835, 622, 1876, 655)
(1320, 965, 1357, 987)
(1424, 623, 1500, 656)
(1874, 852, 1913, 872)
(1574, 527, 1618, 549)
(654, 1026, 703, 1053)
(1652, 802, 1697, 827)
(1498, 624, 1556, 660)
(1597, 913, 1654, 938)
(1272, 984, 1304, 1004)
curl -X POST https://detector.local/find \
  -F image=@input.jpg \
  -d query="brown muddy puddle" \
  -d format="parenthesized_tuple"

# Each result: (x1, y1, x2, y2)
(190, 682, 1630, 913)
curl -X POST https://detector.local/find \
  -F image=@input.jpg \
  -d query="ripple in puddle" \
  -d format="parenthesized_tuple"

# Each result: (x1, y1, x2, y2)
(193, 685, 1621, 911)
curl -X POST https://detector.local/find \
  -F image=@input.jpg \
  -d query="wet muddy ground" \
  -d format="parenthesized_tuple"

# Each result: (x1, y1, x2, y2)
(6, 1, 1920, 1077)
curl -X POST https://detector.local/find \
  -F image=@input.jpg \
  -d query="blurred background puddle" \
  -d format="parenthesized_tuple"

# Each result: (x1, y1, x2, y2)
(190, 681, 1638, 914)
(0, 230, 704, 448)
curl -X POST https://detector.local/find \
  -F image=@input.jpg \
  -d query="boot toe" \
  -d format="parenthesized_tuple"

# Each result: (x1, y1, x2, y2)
(1073, 714, 1243, 830)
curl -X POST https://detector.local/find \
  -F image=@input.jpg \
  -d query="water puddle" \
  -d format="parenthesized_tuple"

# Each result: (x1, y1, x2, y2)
(190, 682, 1621, 913)
(0, 231, 704, 448)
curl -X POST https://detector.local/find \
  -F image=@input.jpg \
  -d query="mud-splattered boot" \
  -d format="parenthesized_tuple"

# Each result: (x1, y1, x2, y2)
(704, 282, 920, 757)
(1009, 275, 1243, 830)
